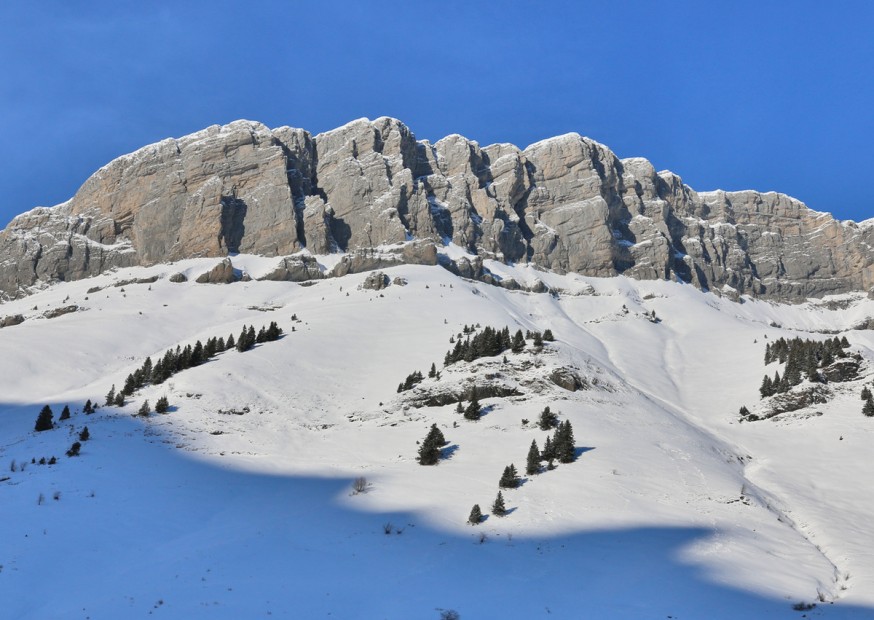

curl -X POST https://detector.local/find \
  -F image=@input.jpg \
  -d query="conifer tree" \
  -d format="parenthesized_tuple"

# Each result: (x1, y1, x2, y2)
(464, 391, 481, 421)
(122, 373, 137, 396)
(114, 392, 125, 407)
(217, 336, 226, 351)
(66, 441, 81, 457)
(105, 385, 116, 407)
(499, 464, 520, 489)
(532, 331, 543, 348)
(543, 329, 555, 342)
(739, 405, 750, 418)
(526, 439, 541, 475)
(34, 405, 54, 432)
(191, 341, 204, 366)
(456, 401, 464, 414)
(862, 386, 872, 401)
(511, 330, 525, 353)
(138, 400, 151, 417)
(59, 405, 71, 421)
(79, 426, 90, 442)
(554, 420, 576, 463)
(417, 427, 441, 465)
(83, 399, 93, 415)
(864, 397, 874, 418)
(538, 406, 558, 430)
(429, 363, 437, 379)
(492, 491, 507, 516)
(226, 334, 235, 350)
(759, 375, 772, 398)
(468, 504, 483, 525)
(155, 396, 170, 414)
(542, 436, 555, 461)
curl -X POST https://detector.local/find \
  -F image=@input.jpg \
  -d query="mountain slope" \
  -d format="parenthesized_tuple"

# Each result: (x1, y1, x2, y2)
(1, 256, 873, 618)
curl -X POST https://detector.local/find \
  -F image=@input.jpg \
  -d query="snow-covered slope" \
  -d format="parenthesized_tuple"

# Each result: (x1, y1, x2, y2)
(1, 256, 873, 619)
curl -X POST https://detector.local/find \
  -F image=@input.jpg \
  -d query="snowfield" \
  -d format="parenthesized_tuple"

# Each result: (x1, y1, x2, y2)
(1, 255, 873, 619)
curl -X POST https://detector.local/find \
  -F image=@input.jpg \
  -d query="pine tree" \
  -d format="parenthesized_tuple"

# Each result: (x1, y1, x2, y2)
(105, 385, 116, 407)
(428, 363, 437, 379)
(864, 397, 874, 418)
(538, 406, 558, 430)
(79, 426, 90, 441)
(122, 373, 137, 396)
(66, 441, 81, 457)
(83, 399, 93, 415)
(499, 464, 520, 489)
(526, 439, 541, 475)
(191, 341, 204, 366)
(34, 405, 54, 432)
(511, 330, 525, 353)
(468, 504, 483, 525)
(456, 401, 464, 414)
(492, 491, 507, 516)
(417, 424, 446, 466)
(155, 396, 170, 414)
(543, 329, 555, 342)
(739, 405, 750, 418)
(759, 375, 772, 398)
(217, 336, 226, 351)
(464, 391, 481, 421)
(841, 336, 850, 348)
(862, 386, 872, 401)
(226, 334, 235, 350)
(554, 420, 576, 463)
(114, 392, 125, 407)
(138, 400, 151, 417)
(542, 436, 555, 461)
(532, 331, 543, 348)
(59, 405, 71, 421)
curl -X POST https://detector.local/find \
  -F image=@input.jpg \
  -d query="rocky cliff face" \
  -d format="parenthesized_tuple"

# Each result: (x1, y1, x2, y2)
(1, 117, 871, 301)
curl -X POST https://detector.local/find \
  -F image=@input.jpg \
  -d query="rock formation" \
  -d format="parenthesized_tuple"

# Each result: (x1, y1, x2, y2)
(0, 117, 871, 301)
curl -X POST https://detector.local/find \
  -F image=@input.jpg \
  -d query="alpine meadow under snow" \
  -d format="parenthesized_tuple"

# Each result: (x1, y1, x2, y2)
(1, 248, 874, 619)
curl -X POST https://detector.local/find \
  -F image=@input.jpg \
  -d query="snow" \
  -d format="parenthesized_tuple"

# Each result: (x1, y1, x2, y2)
(1, 261, 873, 618)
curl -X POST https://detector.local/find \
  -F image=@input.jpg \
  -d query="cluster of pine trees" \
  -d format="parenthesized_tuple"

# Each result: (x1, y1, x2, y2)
(444, 326, 554, 366)
(468, 415, 578, 525)
(35, 402, 94, 432)
(107, 321, 283, 406)
(760, 336, 851, 397)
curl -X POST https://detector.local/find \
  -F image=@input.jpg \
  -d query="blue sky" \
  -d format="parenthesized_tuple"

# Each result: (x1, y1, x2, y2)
(1, 1, 872, 227)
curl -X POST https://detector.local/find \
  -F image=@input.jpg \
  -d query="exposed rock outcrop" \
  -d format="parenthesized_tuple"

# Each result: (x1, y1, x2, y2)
(1, 117, 871, 302)
(195, 258, 238, 284)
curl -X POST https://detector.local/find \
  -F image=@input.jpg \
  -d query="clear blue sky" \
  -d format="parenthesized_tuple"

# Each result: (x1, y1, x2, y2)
(1, 1, 873, 227)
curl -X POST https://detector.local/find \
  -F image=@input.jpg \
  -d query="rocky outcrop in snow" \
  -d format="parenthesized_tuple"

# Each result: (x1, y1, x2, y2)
(1, 117, 871, 301)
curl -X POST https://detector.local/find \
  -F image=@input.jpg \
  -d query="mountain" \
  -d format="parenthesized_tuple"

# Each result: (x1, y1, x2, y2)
(1, 117, 872, 302)
(1, 254, 874, 618)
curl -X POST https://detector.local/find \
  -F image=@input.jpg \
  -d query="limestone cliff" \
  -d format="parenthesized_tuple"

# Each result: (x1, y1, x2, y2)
(1, 117, 871, 301)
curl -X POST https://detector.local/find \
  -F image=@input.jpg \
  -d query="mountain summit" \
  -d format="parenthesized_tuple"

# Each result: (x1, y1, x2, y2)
(1, 117, 871, 301)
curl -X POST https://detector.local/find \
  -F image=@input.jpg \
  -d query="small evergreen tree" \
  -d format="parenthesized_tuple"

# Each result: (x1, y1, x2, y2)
(428, 363, 437, 378)
(492, 491, 507, 516)
(468, 504, 483, 525)
(417, 426, 442, 465)
(538, 406, 558, 430)
(532, 331, 544, 348)
(862, 386, 872, 401)
(864, 397, 874, 418)
(155, 396, 170, 414)
(464, 392, 481, 421)
(59, 405, 71, 421)
(511, 330, 525, 353)
(543, 329, 555, 342)
(114, 392, 125, 407)
(79, 426, 90, 441)
(456, 401, 464, 414)
(542, 436, 555, 461)
(739, 405, 750, 418)
(554, 420, 576, 463)
(526, 439, 540, 475)
(499, 464, 520, 489)
(34, 405, 54, 432)
(138, 400, 151, 417)
(226, 334, 235, 350)
(66, 441, 81, 457)
(105, 385, 116, 406)
(83, 399, 93, 415)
